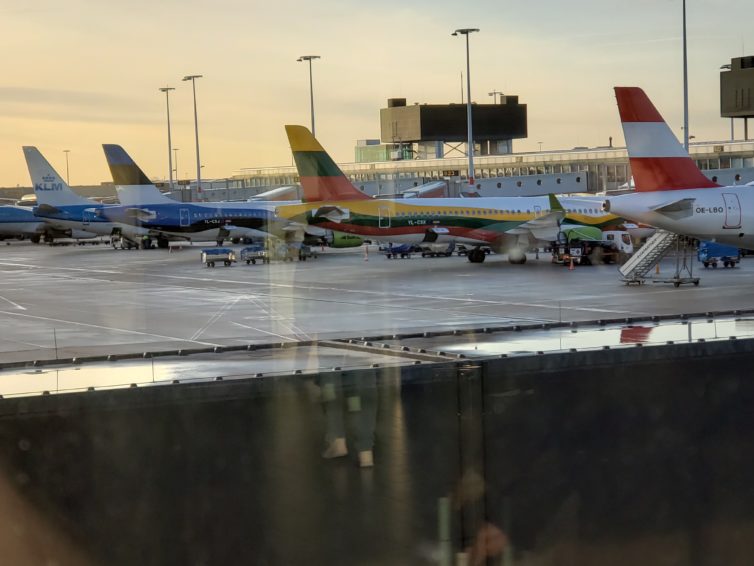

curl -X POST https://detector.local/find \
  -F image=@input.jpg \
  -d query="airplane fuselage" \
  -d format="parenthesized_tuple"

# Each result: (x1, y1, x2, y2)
(278, 196, 624, 248)
(95, 201, 289, 242)
(33, 204, 125, 239)
(0, 206, 46, 239)
(605, 186, 754, 249)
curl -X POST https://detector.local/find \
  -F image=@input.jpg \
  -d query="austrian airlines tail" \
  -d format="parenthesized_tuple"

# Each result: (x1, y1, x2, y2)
(614, 87, 720, 192)
(285, 125, 370, 202)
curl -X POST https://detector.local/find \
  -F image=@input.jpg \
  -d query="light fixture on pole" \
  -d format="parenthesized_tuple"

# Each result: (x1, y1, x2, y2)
(453, 28, 479, 186)
(297, 55, 321, 136)
(488, 90, 502, 104)
(159, 87, 175, 189)
(63, 149, 70, 185)
(182, 74, 203, 195)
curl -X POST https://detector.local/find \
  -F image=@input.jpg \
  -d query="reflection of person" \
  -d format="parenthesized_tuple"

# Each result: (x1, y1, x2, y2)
(453, 469, 509, 564)
(468, 522, 508, 565)
(319, 371, 377, 468)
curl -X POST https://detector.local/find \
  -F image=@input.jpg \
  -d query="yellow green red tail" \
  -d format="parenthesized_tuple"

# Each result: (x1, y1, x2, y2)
(285, 125, 370, 202)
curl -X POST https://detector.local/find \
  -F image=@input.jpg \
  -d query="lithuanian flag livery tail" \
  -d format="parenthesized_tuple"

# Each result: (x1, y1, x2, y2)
(285, 125, 370, 202)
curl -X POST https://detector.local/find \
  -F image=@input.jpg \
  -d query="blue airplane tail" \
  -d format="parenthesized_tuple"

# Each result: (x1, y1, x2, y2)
(103, 144, 176, 205)
(102, 144, 153, 186)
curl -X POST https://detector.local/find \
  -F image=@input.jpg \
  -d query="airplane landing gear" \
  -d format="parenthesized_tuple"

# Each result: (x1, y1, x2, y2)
(468, 247, 486, 263)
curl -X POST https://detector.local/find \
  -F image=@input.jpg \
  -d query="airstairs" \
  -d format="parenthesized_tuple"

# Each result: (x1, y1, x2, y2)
(619, 230, 684, 284)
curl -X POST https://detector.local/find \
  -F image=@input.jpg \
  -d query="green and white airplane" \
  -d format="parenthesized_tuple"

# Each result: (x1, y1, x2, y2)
(277, 126, 628, 263)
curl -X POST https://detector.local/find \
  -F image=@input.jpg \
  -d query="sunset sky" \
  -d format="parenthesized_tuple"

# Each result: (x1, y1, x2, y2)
(0, 0, 751, 187)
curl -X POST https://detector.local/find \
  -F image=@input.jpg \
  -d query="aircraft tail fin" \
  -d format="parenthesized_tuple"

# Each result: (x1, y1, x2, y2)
(23, 146, 93, 206)
(285, 125, 370, 202)
(614, 87, 720, 191)
(102, 144, 175, 205)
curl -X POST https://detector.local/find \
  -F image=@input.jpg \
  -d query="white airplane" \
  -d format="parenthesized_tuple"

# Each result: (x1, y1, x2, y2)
(603, 87, 754, 249)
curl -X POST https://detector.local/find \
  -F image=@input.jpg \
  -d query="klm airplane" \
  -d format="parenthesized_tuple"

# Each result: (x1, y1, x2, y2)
(23, 146, 143, 244)
(97, 144, 293, 246)
(0, 205, 46, 242)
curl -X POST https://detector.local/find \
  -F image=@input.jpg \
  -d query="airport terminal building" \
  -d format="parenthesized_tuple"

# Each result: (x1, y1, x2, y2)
(229, 139, 754, 199)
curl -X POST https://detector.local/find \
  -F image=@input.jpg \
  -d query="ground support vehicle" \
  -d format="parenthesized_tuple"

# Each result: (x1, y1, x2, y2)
(420, 242, 456, 258)
(239, 245, 266, 265)
(293, 243, 318, 261)
(381, 244, 417, 259)
(201, 248, 236, 267)
(553, 240, 629, 266)
(262, 242, 312, 262)
(698, 241, 741, 269)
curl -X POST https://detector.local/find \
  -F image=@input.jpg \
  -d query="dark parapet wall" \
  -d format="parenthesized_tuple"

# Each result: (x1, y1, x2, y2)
(3, 340, 754, 564)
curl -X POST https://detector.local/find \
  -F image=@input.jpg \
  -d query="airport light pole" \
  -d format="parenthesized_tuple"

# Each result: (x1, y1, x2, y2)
(488, 90, 502, 104)
(297, 55, 320, 136)
(182, 74, 203, 196)
(63, 150, 70, 184)
(453, 28, 479, 186)
(159, 87, 175, 189)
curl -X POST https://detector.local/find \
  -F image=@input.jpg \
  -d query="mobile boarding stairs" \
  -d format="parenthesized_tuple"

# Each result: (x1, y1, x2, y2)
(619, 230, 699, 287)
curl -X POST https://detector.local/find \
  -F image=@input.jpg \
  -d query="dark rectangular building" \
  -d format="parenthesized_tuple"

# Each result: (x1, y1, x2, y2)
(380, 96, 527, 143)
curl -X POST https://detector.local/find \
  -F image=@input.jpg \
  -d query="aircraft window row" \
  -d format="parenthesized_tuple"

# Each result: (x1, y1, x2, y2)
(193, 212, 260, 218)
(564, 208, 600, 214)
(393, 209, 556, 217)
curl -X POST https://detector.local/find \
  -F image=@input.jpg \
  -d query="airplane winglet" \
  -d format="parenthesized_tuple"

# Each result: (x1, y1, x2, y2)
(548, 193, 564, 212)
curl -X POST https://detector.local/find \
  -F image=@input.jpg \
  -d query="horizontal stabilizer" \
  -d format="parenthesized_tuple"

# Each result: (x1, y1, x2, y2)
(312, 206, 350, 223)
(123, 208, 157, 221)
(35, 203, 63, 215)
(649, 198, 696, 219)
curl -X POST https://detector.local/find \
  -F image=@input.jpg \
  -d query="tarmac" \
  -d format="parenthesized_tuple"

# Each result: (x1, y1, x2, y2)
(2, 240, 754, 395)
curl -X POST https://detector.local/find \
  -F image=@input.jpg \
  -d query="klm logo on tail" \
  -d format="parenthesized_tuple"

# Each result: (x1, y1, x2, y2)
(36, 174, 63, 191)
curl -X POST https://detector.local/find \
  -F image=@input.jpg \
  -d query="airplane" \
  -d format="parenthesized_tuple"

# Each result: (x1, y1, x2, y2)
(96, 144, 294, 246)
(276, 125, 629, 263)
(603, 87, 754, 249)
(0, 205, 47, 242)
(22, 146, 135, 244)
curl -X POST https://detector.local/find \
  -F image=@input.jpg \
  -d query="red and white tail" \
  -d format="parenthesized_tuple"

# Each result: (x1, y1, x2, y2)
(614, 87, 719, 191)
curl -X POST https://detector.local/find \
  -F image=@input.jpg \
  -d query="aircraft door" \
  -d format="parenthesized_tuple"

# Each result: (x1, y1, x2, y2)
(179, 208, 191, 228)
(378, 206, 391, 229)
(82, 209, 97, 226)
(722, 193, 741, 229)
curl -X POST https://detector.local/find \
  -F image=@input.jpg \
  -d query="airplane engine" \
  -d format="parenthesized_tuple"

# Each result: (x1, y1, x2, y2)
(69, 229, 99, 240)
(507, 247, 527, 265)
